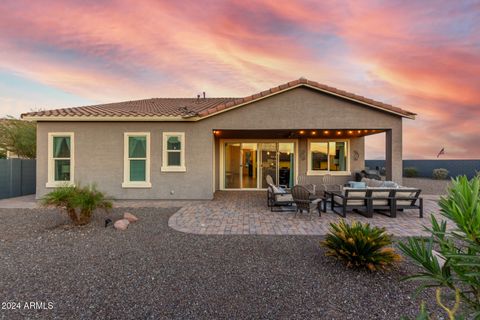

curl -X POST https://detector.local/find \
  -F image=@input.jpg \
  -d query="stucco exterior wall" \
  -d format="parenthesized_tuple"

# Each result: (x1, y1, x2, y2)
(36, 87, 404, 199)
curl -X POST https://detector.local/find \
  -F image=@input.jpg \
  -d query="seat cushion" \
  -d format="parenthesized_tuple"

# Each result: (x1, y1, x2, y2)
(371, 190, 390, 206)
(362, 177, 383, 188)
(275, 193, 293, 202)
(383, 181, 400, 188)
(271, 185, 287, 194)
(349, 181, 367, 189)
(333, 195, 364, 206)
(395, 189, 417, 206)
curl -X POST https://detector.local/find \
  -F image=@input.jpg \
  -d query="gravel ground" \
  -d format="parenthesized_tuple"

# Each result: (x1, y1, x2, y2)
(0, 207, 447, 320)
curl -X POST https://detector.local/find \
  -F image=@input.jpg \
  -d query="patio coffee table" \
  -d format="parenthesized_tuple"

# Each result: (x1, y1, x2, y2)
(322, 190, 342, 213)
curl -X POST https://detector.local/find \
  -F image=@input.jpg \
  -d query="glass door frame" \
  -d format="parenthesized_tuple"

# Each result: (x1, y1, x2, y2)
(220, 139, 298, 190)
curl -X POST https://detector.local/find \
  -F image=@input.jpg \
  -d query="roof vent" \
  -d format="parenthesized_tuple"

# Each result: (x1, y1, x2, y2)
(203, 92, 206, 99)
(197, 94, 200, 102)
(180, 106, 191, 114)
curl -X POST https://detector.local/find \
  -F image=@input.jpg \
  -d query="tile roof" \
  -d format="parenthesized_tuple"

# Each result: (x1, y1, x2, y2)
(21, 78, 416, 120)
(22, 97, 237, 118)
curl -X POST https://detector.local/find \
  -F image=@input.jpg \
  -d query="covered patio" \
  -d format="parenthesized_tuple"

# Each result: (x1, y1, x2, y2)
(214, 127, 402, 193)
(169, 191, 441, 237)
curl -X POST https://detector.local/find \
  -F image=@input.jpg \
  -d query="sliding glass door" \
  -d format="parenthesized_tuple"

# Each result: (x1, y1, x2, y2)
(241, 143, 257, 188)
(224, 143, 241, 189)
(260, 143, 277, 188)
(278, 143, 295, 188)
(224, 141, 295, 190)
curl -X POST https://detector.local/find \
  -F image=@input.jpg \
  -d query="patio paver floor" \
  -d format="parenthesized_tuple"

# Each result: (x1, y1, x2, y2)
(169, 191, 442, 236)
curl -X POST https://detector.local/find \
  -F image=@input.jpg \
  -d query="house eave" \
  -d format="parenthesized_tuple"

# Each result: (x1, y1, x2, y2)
(21, 115, 201, 122)
(21, 83, 416, 122)
(197, 84, 416, 120)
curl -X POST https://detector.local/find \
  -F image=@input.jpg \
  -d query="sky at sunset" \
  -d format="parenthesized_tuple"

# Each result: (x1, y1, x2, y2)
(0, 0, 479, 159)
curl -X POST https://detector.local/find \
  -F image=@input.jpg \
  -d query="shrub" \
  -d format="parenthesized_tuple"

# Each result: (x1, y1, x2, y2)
(432, 168, 449, 180)
(399, 176, 480, 318)
(42, 184, 112, 225)
(321, 220, 401, 271)
(404, 167, 419, 177)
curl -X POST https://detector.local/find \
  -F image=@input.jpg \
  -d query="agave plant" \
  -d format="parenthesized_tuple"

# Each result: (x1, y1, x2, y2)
(399, 176, 480, 318)
(42, 184, 112, 225)
(321, 220, 401, 271)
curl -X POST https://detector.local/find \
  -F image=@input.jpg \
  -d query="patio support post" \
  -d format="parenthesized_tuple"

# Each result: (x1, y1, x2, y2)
(385, 128, 403, 184)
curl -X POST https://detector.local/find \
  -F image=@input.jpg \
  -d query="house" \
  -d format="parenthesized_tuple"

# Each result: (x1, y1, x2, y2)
(21, 78, 416, 200)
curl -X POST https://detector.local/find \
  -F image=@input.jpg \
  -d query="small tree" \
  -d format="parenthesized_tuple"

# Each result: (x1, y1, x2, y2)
(399, 176, 480, 318)
(404, 167, 419, 177)
(432, 168, 449, 180)
(0, 117, 36, 159)
(42, 184, 112, 225)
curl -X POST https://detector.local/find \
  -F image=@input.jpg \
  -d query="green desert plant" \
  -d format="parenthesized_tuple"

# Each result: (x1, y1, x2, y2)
(321, 220, 401, 271)
(42, 184, 112, 225)
(432, 168, 449, 180)
(404, 167, 419, 178)
(402, 289, 463, 320)
(399, 176, 480, 318)
(41, 185, 78, 223)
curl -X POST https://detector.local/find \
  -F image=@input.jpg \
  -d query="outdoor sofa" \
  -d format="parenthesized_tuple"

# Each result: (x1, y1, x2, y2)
(330, 177, 423, 218)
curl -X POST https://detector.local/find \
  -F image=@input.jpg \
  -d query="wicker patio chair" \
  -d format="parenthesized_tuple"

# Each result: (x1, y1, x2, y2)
(291, 185, 321, 219)
(297, 175, 316, 195)
(319, 173, 343, 196)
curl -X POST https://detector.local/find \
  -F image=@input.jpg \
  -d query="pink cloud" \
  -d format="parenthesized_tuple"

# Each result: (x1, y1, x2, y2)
(0, 0, 478, 159)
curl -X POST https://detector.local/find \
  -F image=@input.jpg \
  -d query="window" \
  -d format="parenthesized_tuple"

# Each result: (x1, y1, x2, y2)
(308, 140, 349, 175)
(162, 132, 186, 172)
(47, 133, 74, 187)
(123, 133, 151, 188)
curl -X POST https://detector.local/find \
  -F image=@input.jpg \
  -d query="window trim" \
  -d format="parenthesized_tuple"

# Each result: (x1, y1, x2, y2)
(46, 132, 75, 188)
(122, 132, 151, 188)
(161, 132, 186, 172)
(307, 139, 350, 176)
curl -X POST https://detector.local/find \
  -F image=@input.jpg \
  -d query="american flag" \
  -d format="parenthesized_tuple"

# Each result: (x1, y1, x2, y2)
(437, 147, 445, 158)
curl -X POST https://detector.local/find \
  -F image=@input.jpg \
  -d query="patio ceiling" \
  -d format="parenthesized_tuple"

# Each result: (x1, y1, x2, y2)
(212, 129, 386, 139)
